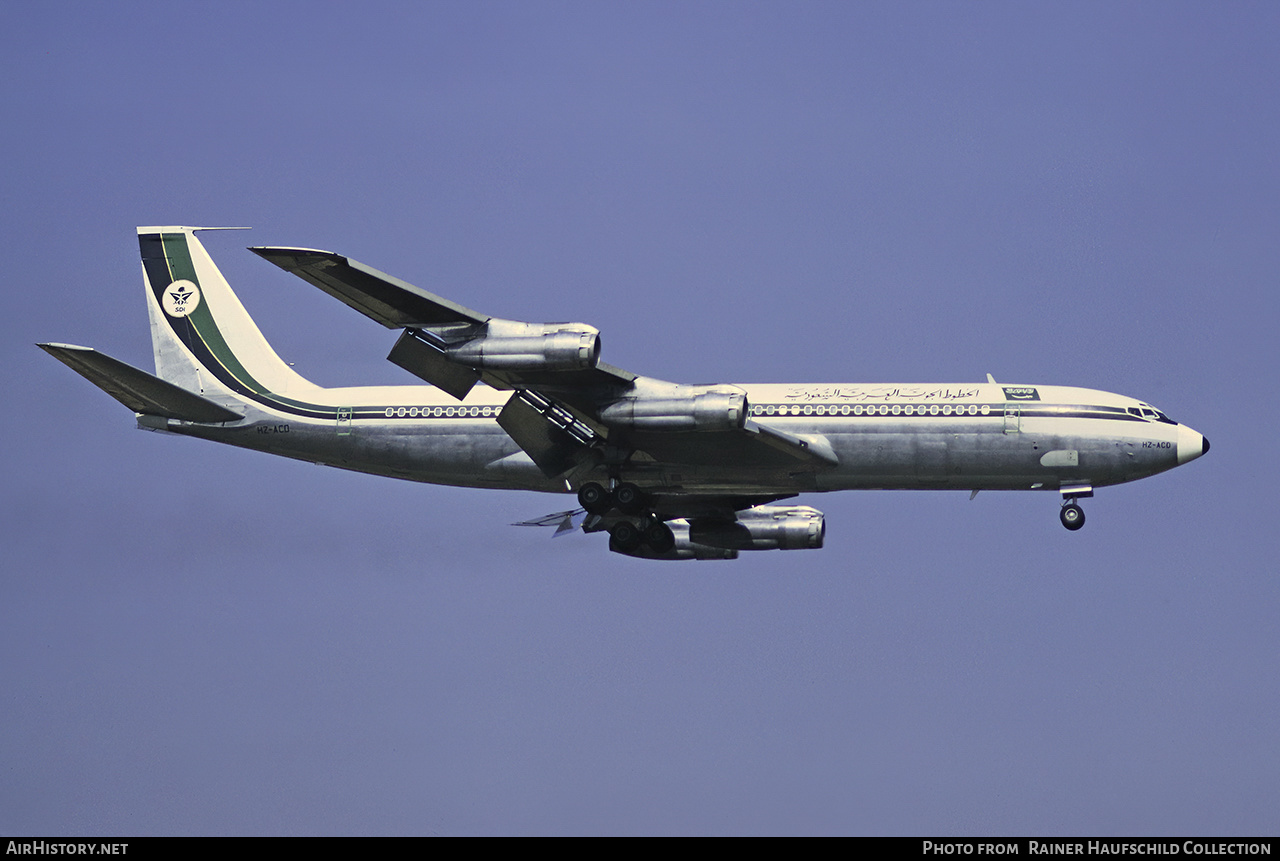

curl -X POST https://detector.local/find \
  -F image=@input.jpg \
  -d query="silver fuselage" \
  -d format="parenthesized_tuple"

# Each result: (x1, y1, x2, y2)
(148, 379, 1201, 498)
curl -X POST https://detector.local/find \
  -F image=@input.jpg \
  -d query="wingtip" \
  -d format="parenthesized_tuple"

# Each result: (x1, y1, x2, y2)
(38, 342, 92, 353)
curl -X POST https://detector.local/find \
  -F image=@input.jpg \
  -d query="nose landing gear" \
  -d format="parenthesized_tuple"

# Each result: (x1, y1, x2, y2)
(1060, 502, 1085, 531)
(1059, 484, 1092, 531)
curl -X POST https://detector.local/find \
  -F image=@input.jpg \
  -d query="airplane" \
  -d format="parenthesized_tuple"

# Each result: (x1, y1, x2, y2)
(40, 226, 1210, 561)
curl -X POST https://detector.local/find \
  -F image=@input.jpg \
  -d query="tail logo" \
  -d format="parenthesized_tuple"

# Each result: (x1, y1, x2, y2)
(163, 280, 201, 318)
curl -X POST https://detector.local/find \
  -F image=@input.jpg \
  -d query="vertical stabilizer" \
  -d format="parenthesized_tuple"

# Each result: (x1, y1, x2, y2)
(139, 226, 319, 400)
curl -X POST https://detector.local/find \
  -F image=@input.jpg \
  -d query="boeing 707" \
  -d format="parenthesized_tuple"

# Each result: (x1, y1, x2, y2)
(40, 227, 1209, 560)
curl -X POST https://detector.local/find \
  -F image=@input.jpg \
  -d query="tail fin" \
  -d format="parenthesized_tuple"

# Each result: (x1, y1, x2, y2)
(139, 226, 318, 399)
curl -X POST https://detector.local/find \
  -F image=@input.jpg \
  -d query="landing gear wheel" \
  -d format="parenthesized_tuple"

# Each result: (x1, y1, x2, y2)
(610, 520, 643, 552)
(613, 483, 648, 515)
(578, 482, 612, 515)
(644, 521, 676, 554)
(1060, 503, 1085, 531)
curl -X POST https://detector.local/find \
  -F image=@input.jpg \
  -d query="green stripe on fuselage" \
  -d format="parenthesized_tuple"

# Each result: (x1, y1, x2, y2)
(157, 231, 338, 418)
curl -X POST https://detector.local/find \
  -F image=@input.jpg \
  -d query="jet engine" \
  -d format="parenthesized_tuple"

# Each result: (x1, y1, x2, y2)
(608, 519, 739, 561)
(388, 319, 601, 399)
(599, 384, 748, 432)
(607, 505, 825, 560)
(446, 320, 601, 371)
(688, 505, 825, 551)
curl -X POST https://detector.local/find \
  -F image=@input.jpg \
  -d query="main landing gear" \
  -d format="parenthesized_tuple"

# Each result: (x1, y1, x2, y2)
(578, 480, 647, 515)
(607, 516, 677, 554)
(577, 481, 676, 554)
(577, 482, 611, 515)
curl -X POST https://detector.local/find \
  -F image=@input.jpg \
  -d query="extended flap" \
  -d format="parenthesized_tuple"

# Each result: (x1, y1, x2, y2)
(497, 391, 596, 478)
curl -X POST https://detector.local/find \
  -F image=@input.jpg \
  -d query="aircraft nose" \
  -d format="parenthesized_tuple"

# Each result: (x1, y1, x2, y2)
(1177, 425, 1209, 465)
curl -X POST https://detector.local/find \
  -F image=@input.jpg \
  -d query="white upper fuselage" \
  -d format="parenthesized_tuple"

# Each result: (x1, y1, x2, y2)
(163, 376, 1206, 497)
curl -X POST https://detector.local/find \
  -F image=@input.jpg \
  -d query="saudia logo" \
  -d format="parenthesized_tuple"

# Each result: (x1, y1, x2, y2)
(1002, 386, 1040, 401)
(163, 280, 201, 317)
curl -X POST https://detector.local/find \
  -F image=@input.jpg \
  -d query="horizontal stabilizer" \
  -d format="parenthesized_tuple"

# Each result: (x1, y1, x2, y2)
(38, 344, 243, 423)
(249, 246, 488, 329)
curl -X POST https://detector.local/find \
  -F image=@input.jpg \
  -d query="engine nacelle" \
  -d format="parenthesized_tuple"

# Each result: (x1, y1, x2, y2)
(446, 320, 600, 371)
(599, 384, 748, 432)
(688, 505, 825, 551)
(608, 520, 739, 561)
(607, 506, 825, 560)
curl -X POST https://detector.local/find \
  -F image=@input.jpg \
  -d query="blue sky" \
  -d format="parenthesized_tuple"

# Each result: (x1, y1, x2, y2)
(3, 1, 1277, 835)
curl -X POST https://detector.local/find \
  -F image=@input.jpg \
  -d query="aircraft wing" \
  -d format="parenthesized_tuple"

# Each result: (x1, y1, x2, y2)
(617, 419, 838, 470)
(249, 247, 489, 329)
(253, 246, 835, 478)
(252, 246, 637, 398)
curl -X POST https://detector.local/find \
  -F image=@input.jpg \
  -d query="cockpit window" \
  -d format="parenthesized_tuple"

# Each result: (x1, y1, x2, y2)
(1130, 404, 1177, 424)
